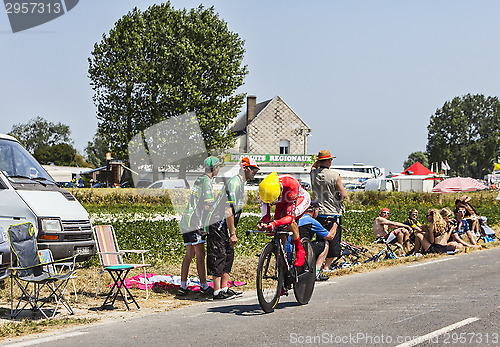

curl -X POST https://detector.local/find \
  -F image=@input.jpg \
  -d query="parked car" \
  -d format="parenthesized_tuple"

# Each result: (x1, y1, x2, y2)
(57, 181, 77, 188)
(0, 133, 96, 280)
(146, 179, 189, 189)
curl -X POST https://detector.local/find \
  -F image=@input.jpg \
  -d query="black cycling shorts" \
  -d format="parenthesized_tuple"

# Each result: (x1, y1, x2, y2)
(206, 224, 234, 277)
(317, 215, 342, 258)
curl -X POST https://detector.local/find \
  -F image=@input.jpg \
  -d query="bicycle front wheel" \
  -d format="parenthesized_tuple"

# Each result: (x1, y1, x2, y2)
(256, 242, 283, 313)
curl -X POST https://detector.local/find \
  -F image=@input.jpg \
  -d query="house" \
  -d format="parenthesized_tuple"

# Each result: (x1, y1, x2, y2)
(230, 95, 311, 156)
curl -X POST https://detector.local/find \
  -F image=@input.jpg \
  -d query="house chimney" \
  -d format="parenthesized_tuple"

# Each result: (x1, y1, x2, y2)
(247, 95, 257, 124)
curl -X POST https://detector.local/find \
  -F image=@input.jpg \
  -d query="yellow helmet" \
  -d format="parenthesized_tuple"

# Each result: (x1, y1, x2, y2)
(259, 171, 281, 204)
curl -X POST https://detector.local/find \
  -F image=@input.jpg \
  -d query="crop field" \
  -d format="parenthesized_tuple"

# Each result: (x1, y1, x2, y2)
(81, 189, 500, 266)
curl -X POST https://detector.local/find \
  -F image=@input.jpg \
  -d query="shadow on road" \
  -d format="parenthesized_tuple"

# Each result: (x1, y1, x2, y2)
(207, 301, 301, 316)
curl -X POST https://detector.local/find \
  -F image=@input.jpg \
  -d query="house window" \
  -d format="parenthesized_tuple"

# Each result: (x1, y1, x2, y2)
(279, 140, 290, 154)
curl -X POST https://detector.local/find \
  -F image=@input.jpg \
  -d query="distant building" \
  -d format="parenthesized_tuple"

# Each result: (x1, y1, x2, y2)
(230, 95, 311, 156)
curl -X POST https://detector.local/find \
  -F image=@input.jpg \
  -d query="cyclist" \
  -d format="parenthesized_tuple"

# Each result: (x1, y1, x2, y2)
(257, 171, 311, 267)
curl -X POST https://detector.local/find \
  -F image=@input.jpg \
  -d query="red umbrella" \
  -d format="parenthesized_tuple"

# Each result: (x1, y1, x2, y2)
(431, 177, 488, 193)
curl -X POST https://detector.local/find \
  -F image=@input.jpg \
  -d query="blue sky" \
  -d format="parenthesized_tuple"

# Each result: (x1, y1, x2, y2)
(2, 1, 500, 173)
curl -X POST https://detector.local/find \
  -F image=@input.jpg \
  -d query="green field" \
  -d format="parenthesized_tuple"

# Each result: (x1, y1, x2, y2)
(82, 189, 500, 266)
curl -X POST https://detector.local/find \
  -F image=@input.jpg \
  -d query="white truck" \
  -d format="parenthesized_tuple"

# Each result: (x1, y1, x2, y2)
(0, 134, 95, 279)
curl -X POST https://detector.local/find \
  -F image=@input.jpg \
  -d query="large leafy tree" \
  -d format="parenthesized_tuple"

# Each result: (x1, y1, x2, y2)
(426, 94, 500, 178)
(403, 151, 429, 170)
(88, 3, 248, 164)
(9, 116, 72, 154)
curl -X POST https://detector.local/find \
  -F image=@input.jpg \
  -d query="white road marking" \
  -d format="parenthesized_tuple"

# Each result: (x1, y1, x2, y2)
(395, 317, 479, 347)
(406, 258, 455, 268)
(3, 331, 88, 347)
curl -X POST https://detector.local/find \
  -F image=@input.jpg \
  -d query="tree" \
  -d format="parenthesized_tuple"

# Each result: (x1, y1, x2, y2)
(403, 151, 429, 170)
(9, 116, 72, 154)
(88, 3, 248, 167)
(34, 143, 76, 166)
(426, 94, 500, 178)
(85, 130, 109, 168)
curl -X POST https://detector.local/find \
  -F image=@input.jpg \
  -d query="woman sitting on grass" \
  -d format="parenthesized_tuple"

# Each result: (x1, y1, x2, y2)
(414, 209, 458, 255)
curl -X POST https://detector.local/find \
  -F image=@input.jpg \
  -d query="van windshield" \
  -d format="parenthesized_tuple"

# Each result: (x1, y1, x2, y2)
(0, 139, 54, 183)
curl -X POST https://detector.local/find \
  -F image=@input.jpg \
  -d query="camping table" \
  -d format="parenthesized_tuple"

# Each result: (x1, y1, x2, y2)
(101, 265, 140, 310)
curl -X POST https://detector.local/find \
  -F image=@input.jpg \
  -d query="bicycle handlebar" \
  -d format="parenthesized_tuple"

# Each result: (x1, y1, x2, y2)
(246, 229, 293, 237)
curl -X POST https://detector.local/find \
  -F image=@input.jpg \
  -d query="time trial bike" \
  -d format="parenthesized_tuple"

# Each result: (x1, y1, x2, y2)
(248, 227, 315, 313)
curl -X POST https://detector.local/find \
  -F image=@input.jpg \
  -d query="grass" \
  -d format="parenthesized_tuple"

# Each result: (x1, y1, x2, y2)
(0, 317, 98, 339)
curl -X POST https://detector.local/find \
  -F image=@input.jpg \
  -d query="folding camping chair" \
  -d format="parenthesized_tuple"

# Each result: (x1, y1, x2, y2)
(93, 225, 151, 299)
(38, 249, 78, 301)
(7, 222, 76, 319)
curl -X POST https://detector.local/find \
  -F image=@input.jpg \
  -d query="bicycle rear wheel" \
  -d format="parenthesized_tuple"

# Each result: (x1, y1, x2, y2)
(256, 242, 283, 313)
(293, 238, 315, 305)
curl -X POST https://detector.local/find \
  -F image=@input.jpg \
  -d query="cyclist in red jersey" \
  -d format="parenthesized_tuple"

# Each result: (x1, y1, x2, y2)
(257, 172, 311, 267)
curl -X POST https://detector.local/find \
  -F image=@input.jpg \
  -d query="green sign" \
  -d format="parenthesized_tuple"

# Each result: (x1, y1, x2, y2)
(225, 153, 314, 164)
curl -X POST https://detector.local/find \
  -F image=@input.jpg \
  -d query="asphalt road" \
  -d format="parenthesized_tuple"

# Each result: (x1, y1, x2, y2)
(4, 248, 500, 347)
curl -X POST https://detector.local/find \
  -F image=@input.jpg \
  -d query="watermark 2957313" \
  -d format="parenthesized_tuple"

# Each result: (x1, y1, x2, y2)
(3, 0, 79, 33)
(289, 332, 499, 345)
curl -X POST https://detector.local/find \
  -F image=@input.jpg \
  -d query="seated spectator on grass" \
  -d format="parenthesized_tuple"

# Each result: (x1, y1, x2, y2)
(449, 206, 482, 250)
(439, 207, 461, 251)
(455, 195, 481, 236)
(403, 208, 424, 253)
(373, 208, 412, 252)
(414, 209, 458, 255)
(298, 201, 332, 281)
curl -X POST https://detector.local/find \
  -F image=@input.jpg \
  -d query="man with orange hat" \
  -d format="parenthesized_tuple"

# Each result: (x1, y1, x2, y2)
(257, 171, 311, 268)
(205, 156, 260, 300)
(310, 150, 347, 272)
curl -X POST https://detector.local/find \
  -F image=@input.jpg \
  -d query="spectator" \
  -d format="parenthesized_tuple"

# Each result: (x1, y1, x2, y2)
(298, 201, 333, 281)
(310, 149, 347, 272)
(373, 208, 412, 252)
(455, 195, 481, 236)
(205, 157, 259, 300)
(177, 156, 220, 296)
(403, 208, 423, 253)
(449, 206, 481, 250)
(439, 207, 461, 250)
(414, 209, 458, 254)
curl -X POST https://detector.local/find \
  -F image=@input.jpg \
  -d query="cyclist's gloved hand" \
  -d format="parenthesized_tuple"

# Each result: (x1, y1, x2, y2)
(266, 221, 277, 232)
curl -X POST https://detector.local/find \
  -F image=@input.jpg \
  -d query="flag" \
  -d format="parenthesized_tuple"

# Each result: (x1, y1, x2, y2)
(431, 162, 435, 173)
(494, 163, 500, 171)
(441, 161, 447, 171)
(444, 161, 451, 170)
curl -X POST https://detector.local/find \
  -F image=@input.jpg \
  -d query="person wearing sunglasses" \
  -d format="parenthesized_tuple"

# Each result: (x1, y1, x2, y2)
(448, 206, 481, 250)
(373, 208, 412, 252)
(414, 209, 458, 255)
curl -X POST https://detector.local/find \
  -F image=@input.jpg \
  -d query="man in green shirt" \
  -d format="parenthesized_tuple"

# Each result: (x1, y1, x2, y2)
(177, 156, 220, 296)
(206, 157, 259, 300)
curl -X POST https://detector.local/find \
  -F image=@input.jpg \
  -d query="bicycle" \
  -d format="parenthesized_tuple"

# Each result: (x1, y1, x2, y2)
(248, 227, 316, 313)
(329, 239, 375, 270)
(363, 237, 405, 263)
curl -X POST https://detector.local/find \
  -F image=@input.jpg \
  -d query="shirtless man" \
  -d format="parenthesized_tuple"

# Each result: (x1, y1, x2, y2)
(373, 208, 412, 251)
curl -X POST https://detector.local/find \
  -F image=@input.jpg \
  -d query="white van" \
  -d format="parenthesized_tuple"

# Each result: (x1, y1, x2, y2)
(0, 134, 95, 279)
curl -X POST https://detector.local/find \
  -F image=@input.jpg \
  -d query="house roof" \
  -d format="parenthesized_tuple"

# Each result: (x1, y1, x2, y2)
(231, 98, 273, 134)
(401, 161, 434, 175)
